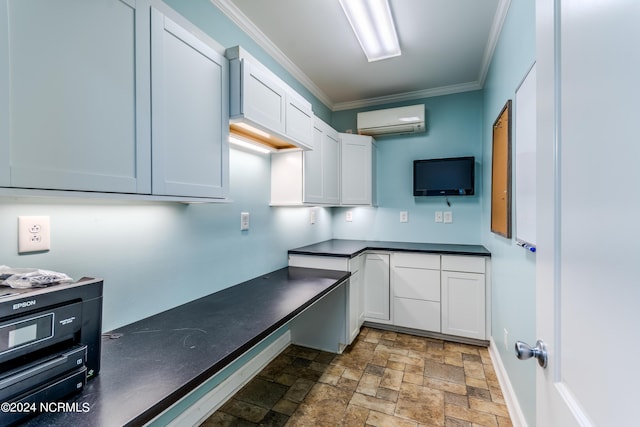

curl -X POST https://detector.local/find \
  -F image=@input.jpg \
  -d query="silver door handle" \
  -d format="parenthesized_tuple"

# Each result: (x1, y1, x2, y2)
(515, 340, 548, 368)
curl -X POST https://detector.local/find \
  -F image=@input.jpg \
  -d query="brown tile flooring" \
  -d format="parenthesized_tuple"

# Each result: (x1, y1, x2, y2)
(202, 327, 512, 427)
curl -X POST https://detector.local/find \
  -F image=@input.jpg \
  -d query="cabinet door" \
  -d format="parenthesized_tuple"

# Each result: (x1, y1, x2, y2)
(304, 118, 340, 205)
(242, 60, 286, 134)
(340, 133, 374, 205)
(323, 128, 341, 205)
(348, 268, 362, 343)
(441, 271, 486, 339)
(151, 9, 229, 198)
(364, 253, 390, 322)
(285, 92, 313, 147)
(303, 125, 324, 203)
(0, 0, 150, 193)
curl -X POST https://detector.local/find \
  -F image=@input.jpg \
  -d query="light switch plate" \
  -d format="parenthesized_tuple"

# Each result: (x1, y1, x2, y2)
(240, 212, 250, 231)
(444, 211, 453, 224)
(435, 211, 443, 223)
(18, 216, 51, 253)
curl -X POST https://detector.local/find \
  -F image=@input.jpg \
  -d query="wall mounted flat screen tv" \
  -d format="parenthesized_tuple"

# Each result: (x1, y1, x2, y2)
(413, 156, 475, 196)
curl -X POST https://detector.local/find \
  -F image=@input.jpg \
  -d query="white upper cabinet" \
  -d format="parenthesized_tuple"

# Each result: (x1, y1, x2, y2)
(340, 133, 377, 206)
(0, 0, 151, 193)
(271, 116, 339, 206)
(303, 117, 340, 205)
(239, 59, 286, 134)
(285, 91, 314, 148)
(227, 46, 313, 151)
(0, 0, 229, 201)
(151, 9, 229, 199)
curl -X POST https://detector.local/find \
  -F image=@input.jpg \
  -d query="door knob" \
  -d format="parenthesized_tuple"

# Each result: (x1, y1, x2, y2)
(515, 340, 548, 368)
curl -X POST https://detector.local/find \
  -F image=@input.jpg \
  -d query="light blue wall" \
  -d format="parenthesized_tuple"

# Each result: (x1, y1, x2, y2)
(331, 92, 484, 244)
(482, 1, 536, 425)
(0, 148, 332, 331)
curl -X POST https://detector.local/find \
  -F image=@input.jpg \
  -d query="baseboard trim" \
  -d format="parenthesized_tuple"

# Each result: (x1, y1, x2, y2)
(488, 337, 528, 427)
(165, 330, 292, 427)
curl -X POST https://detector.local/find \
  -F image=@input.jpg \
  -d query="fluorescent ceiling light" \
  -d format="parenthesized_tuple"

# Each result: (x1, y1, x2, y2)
(229, 135, 272, 154)
(339, 0, 401, 62)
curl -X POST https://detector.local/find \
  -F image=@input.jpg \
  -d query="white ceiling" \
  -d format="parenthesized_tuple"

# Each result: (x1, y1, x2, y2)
(214, 0, 509, 111)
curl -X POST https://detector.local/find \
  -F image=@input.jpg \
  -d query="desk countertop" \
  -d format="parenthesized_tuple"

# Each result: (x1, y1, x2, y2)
(288, 239, 490, 258)
(24, 267, 350, 427)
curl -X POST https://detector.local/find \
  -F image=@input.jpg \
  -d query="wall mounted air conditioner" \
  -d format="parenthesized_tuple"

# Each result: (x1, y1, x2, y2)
(357, 104, 425, 136)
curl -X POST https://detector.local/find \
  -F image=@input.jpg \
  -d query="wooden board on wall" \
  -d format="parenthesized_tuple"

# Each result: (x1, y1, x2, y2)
(491, 100, 512, 238)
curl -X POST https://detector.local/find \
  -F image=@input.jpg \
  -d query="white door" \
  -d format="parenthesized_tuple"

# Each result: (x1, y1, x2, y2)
(534, 1, 640, 425)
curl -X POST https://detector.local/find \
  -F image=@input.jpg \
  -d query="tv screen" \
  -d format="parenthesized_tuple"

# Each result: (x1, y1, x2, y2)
(413, 156, 475, 196)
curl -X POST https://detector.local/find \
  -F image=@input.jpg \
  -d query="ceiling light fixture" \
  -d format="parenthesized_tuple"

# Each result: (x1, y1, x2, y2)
(339, 0, 401, 62)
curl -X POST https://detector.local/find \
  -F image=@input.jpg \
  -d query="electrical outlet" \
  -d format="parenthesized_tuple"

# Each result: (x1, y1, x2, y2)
(18, 216, 51, 253)
(240, 212, 250, 231)
(444, 211, 453, 223)
(345, 211, 353, 222)
(310, 209, 317, 225)
(400, 211, 408, 223)
(504, 328, 509, 351)
(435, 211, 443, 223)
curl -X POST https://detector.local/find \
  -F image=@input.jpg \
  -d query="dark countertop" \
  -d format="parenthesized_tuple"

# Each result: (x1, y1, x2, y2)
(24, 267, 350, 427)
(288, 239, 491, 258)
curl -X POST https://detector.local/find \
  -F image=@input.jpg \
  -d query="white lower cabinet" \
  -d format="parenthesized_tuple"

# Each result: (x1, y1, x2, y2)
(363, 253, 390, 323)
(392, 253, 441, 332)
(441, 256, 486, 340)
(290, 250, 488, 344)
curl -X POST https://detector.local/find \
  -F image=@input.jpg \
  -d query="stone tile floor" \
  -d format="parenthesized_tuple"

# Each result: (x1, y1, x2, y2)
(202, 327, 512, 426)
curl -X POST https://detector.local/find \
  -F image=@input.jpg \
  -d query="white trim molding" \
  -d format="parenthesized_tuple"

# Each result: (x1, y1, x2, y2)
(210, 0, 511, 112)
(488, 337, 528, 427)
(162, 330, 292, 427)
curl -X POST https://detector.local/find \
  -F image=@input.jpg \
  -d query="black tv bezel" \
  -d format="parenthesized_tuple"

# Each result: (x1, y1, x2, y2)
(413, 156, 475, 197)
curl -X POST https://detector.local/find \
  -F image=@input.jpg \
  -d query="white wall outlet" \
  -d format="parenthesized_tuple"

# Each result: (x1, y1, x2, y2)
(399, 211, 408, 223)
(345, 211, 353, 222)
(504, 328, 509, 351)
(444, 211, 453, 224)
(435, 211, 443, 223)
(240, 212, 250, 231)
(18, 216, 51, 254)
(309, 209, 317, 225)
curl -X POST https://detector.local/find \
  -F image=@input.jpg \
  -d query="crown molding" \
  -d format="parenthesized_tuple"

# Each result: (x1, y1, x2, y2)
(332, 81, 483, 111)
(210, 0, 333, 108)
(211, 0, 509, 112)
(478, 0, 512, 87)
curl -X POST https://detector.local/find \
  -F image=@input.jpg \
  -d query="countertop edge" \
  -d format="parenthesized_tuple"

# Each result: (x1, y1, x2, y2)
(288, 240, 491, 258)
(130, 270, 351, 426)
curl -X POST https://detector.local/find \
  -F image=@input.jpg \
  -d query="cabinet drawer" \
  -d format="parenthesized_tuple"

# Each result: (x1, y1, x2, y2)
(288, 254, 349, 271)
(394, 297, 440, 332)
(393, 267, 440, 301)
(441, 255, 485, 273)
(393, 252, 440, 269)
